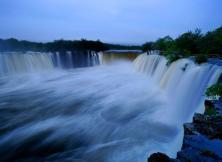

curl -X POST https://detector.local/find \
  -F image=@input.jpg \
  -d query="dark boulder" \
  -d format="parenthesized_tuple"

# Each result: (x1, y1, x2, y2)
(177, 134, 222, 162)
(205, 100, 215, 108)
(183, 123, 199, 136)
(148, 152, 178, 162)
(192, 113, 222, 139)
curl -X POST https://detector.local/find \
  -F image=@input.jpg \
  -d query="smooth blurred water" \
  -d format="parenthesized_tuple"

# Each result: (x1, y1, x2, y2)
(0, 51, 100, 77)
(134, 54, 222, 122)
(0, 62, 179, 162)
(0, 53, 221, 162)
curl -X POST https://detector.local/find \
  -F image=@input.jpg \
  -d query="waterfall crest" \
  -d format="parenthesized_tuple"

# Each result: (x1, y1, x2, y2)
(0, 51, 100, 77)
(134, 54, 222, 122)
(0, 52, 54, 76)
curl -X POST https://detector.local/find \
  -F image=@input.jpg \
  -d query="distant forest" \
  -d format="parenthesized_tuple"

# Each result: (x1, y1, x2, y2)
(0, 39, 108, 52)
(0, 26, 221, 56)
(0, 38, 141, 52)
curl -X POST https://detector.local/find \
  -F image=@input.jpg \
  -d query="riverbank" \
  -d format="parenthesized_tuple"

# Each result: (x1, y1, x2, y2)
(148, 99, 222, 162)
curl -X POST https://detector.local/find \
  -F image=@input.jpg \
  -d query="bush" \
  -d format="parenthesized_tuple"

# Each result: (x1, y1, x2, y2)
(195, 54, 208, 64)
(166, 54, 180, 65)
(206, 84, 222, 99)
(205, 107, 217, 116)
(142, 42, 154, 52)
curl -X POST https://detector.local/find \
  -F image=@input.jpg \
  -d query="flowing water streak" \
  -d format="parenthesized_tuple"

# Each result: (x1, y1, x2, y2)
(0, 51, 101, 77)
(67, 51, 73, 68)
(0, 53, 221, 162)
(0, 52, 54, 76)
(0, 62, 180, 162)
(134, 54, 222, 122)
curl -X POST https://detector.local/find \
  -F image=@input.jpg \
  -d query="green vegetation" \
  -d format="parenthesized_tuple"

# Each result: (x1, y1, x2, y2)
(0, 26, 221, 56)
(166, 54, 180, 65)
(0, 39, 109, 52)
(204, 107, 217, 116)
(106, 43, 142, 50)
(205, 84, 222, 115)
(175, 29, 202, 55)
(0, 38, 143, 52)
(142, 26, 222, 58)
(206, 84, 222, 99)
(142, 42, 154, 52)
(194, 54, 208, 64)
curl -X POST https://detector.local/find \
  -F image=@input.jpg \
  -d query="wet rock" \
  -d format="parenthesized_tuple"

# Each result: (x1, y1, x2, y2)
(148, 99, 222, 162)
(177, 112, 222, 161)
(177, 148, 222, 162)
(177, 134, 222, 162)
(183, 123, 199, 136)
(192, 113, 222, 139)
(148, 152, 178, 162)
(213, 99, 222, 114)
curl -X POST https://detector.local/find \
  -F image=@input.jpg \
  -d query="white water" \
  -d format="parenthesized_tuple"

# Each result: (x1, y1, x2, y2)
(0, 51, 100, 77)
(0, 53, 221, 162)
(0, 52, 54, 76)
(134, 54, 222, 122)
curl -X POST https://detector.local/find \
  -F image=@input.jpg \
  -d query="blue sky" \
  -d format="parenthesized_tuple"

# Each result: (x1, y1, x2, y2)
(0, 0, 221, 44)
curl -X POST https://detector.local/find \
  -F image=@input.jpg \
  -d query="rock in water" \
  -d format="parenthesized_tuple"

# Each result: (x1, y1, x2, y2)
(148, 152, 178, 162)
(193, 113, 222, 139)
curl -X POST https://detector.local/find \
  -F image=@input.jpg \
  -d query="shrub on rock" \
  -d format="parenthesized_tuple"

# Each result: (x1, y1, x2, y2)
(195, 54, 208, 64)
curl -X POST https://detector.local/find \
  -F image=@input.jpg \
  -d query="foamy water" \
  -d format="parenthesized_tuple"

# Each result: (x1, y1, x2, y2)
(0, 53, 221, 162)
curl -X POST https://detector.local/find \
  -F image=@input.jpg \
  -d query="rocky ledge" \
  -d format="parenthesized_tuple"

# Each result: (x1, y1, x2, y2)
(148, 100, 222, 162)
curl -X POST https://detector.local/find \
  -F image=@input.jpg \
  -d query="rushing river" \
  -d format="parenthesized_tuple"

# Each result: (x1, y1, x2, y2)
(0, 52, 221, 162)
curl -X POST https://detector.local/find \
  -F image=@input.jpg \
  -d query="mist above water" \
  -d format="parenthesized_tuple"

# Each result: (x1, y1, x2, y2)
(0, 53, 221, 162)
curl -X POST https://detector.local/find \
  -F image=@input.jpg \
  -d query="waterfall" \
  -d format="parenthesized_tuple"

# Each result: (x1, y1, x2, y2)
(134, 54, 222, 123)
(0, 51, 100, 77)
(0, 52, 54, 76)
(0, 53, 221, 162)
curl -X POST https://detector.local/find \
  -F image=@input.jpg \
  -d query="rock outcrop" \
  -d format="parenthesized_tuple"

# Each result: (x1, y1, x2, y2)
(148, 100, 222, 162)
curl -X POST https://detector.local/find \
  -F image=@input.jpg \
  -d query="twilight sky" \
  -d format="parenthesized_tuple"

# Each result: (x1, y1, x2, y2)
(0, 0, 221, 44)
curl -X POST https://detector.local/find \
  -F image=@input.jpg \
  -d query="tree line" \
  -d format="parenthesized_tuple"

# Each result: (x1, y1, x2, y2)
(0, 39, 109, 52)
(0, 38, 142, 53)
(0, 26, 221, 56)
(142, 26, 222, 57)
